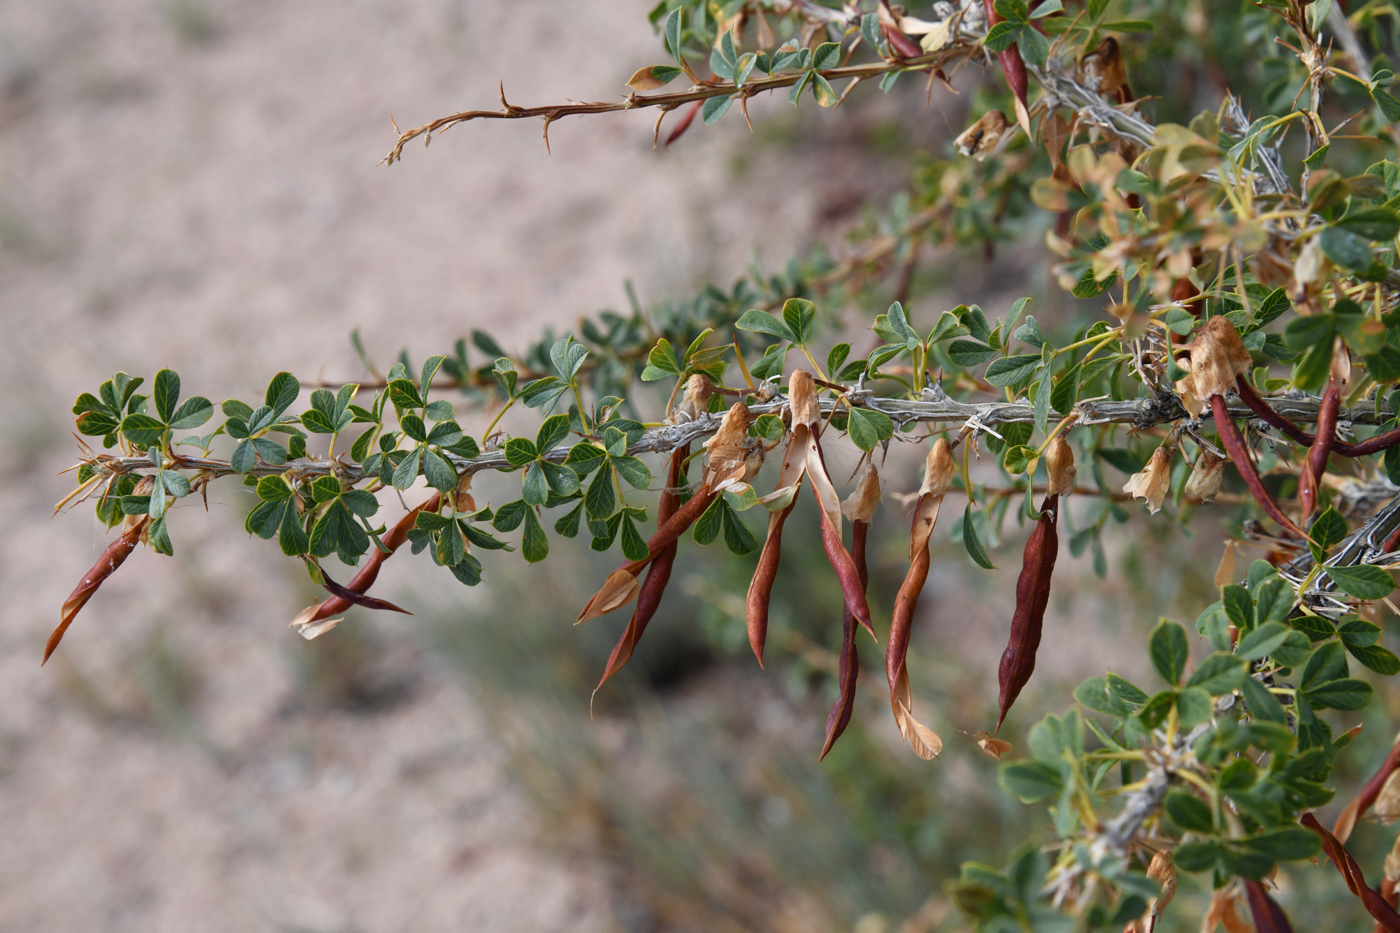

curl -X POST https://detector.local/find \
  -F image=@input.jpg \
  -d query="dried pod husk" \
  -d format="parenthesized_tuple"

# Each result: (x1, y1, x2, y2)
(841, 460, 882, 525)
(1045, 435, 1076, 497)
(703, 401, 761, 490)
(1185, 450, 1226, 501)
(1244, 879, 1294, 933)
(746, 425, 810, 666)
(677, 373, 715, 422)
(919, 437, 956, 499)
(885, 440, 952, 760)
(46, 516, 151, 664)
(1204, 888, 1252, 933)
(594, 446, 690, 696)
(1147, 849, 1177, 922)
(1374, 769, 1400, 824)
(1182, 316, 1252, 402)
(995, 494, 1059, 733)
(290, 602, 343, 641)
(955, 109, 1010, 160)
(788, 368, 821, 430)
(1076, 36, 1133, 104)
(1123, 447, 1172, 514)
(819, 516, 867, 761)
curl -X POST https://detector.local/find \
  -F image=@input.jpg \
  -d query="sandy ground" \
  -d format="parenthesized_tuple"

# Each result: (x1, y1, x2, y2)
(0, 1, 929, 929)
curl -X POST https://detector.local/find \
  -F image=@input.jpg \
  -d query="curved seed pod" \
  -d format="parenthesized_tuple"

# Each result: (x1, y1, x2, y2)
(45, 516, 151, 665)
(789, 376, 875, 639)
(1302, 813, 1400, 932)
(983, 0, 1029, 131)
(1234, 375, 1400, 458)
(1300, 378, 1340, 521)
(1244, 879, 1294, 933)
(306, 491, 443, 624)
(1335, 733, 1400, 843)
(820, 517, 867, 761)
(885, 440, 953, 760)
(580, 403, 754, 622)
(746, 415, 814, 665)
(1212, 394, 1306, 538)
(577, 481, 716, 622)
(995, 494, 1059, 733)
(593, 445, 690, 698)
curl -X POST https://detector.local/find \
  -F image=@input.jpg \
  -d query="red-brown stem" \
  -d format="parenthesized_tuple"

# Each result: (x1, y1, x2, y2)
(309, 492, 442, 622)
(887, 510, 931, 694)
(1302, 812, 1400, 932)
(984, 0, 1029, 109)
(746, 502, 795, 667)
(1300, 379, 1341, 521)
(820, 519, 867, 760)
(1244, 879, 1295, 933)
(996, 494, 1058, 733)
(1212, 394, 1306, 538)
(45, 517, 151, 664)
(595, 447, 689, 692)
(820, 508, 875, 640)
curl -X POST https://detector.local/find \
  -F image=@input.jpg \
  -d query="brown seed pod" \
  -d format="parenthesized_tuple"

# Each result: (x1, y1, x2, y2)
(955, 110, 1011, 161)
(1302, 813, 1400, 931)
(885, 439, 952, 760)
(995, 494, 1059, 733)
(46, 516, 151, 665)
(593, 445, 690, 697)
(1212, 394, 1306, 539)
(819, 516, 866, 761)
(1299, 377, 1340, 522)
(304, 491, 443, 625)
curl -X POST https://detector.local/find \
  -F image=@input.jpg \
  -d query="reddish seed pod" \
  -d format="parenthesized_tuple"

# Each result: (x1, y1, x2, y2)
(594, 446, 690, 695)
(745, 502, 795, 667)
(819, 508, 875, 640)
(1211, 394, 1306, 538)
(1300, 378, 1340, 521)
(308, 491, 444, 624)
(1302, 813, 1400, 932)
(820, 518, 867, 760)
(1243, 879, 1294, 933)
(984, 0, 1028, 111)
(46, 516, 151, 665)
(995, 494, 1059, 733)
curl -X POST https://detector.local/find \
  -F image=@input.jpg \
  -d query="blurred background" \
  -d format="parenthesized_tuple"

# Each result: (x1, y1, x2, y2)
(3, 1, 1399, 931)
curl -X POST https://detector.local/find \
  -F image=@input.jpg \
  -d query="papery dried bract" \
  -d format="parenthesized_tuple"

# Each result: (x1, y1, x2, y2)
(1124, 447, 1172, 514)
(291, 602, 344, 641)
(956, 110, 1010, 160)
(1180, 316, 1251, 402)
(841, 461, 882, 524)
(677, 373, 716, 422)
(1045, 435, 1075, 496)
(578, 567, 641, 623)
(1185, 451, 1226, 501)
(788, 368, 821, 429)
